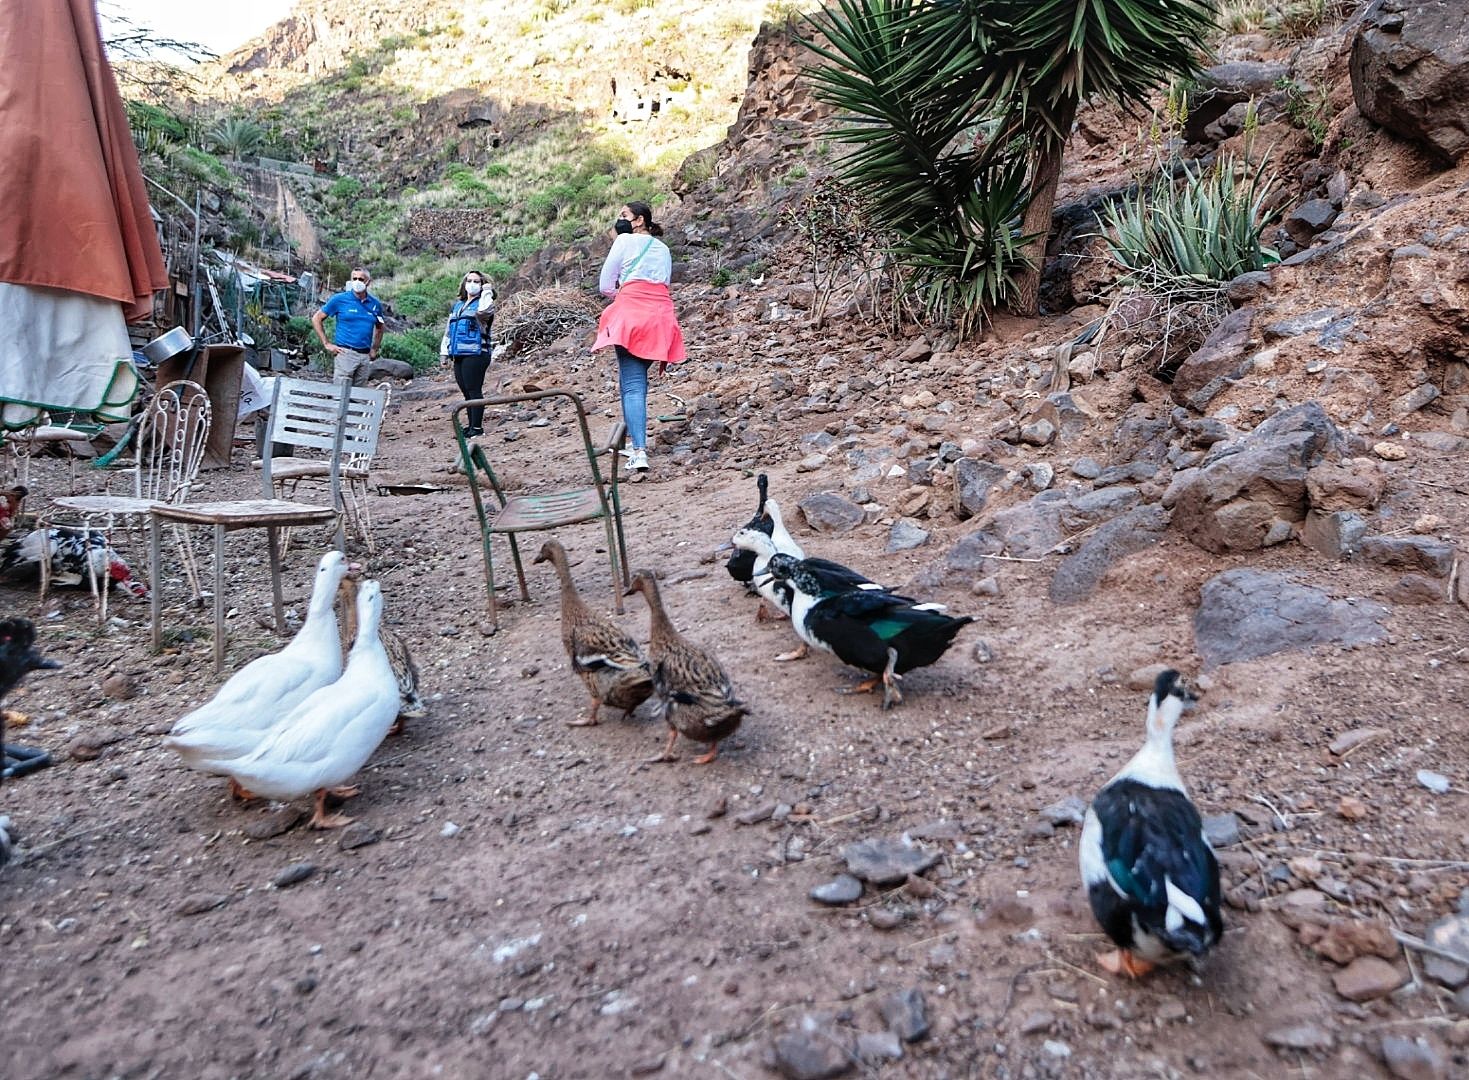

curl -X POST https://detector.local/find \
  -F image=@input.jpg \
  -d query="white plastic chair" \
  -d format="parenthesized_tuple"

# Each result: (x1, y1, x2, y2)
(256, 379, 389, 552)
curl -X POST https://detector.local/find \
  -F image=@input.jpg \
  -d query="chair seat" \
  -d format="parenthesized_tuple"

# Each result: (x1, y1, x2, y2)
(257, 459, 370, 481)
(52, 495, 160, 515)
(489, 489, 606, 532)
(153, 498, 338, 531)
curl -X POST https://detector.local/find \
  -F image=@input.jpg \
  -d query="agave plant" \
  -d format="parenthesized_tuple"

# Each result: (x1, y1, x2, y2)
(1103, 156, 1280, 292)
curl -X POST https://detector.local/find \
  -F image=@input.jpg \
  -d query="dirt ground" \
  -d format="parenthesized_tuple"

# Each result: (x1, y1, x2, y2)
(3, 347, 1468, 1080)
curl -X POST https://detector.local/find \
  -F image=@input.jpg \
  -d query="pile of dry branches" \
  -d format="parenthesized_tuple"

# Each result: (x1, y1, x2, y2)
(496, 285, 602, 358)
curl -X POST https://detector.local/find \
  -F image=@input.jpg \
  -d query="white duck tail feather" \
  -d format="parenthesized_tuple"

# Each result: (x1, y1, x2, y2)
(1164, 877, 1208, 932)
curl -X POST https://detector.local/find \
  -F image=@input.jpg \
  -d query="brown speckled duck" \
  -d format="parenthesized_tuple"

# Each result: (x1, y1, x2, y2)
(535, 540, 653, 726)
(339, 570, 425, 736)
(629, 569, 746, 765)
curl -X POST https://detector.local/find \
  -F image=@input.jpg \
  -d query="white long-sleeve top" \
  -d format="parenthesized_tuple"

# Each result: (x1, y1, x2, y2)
(598, 233, 673, 296)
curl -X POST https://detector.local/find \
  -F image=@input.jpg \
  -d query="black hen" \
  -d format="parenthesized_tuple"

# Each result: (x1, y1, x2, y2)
(1, 617, 60, 786)
(724, 473, 771, 590)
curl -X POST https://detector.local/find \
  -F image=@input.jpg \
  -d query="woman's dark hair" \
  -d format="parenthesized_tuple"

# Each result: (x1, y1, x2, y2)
(457, 269, 488, 302)
(626, 201, 663, 237)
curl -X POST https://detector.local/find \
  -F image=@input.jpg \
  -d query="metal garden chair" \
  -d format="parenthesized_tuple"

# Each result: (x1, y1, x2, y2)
(453, 389, 630, 632)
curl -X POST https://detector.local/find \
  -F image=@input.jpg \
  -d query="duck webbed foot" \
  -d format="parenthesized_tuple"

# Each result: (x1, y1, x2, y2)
(309, 789, 355, 830)
(774, 643, 808, 662)
(1096, 948, 1155, 979)
(645, 728, 680, 764)
(754, 602, 787, 623)
(327, 785, 361, 800)
(567, 700, 602, 727)
(692, 743, 720, 765)
(387, 718, 406, 737)
(228, 778, 259, 801)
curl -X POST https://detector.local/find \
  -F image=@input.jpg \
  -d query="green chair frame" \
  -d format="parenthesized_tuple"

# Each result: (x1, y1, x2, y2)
(453, 390, 630, 631)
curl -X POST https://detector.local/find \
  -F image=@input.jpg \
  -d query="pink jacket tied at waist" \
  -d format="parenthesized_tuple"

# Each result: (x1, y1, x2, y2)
(593, 280, 687, 364)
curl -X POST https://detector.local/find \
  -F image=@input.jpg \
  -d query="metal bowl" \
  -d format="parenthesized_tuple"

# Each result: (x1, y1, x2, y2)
(141, 326, 194, 365)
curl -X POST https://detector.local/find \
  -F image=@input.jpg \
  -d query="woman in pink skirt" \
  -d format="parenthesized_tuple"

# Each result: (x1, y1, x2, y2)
(593, 200, 685, 471)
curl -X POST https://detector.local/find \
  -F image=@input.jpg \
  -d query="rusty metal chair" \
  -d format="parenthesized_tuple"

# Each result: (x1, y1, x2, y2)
(453, 390, 629, 631)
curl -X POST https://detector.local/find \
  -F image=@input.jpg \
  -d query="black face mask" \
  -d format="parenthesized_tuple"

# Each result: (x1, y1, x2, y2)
(614, 219, 634, 235)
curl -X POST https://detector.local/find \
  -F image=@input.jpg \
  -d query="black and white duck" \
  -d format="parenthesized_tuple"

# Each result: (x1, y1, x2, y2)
(1079, 669, 1222, 979)
(761, 554, 972, 708)
(724, 473, 771, 592)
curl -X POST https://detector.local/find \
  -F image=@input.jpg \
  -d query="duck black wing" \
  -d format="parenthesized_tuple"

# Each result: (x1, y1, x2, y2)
(804, 589, 972, 675)
(725, 474, 771, 587)
(1087, 778, 1222, 958)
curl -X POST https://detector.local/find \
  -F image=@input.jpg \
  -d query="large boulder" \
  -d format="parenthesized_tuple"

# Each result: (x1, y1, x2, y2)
(1050, 505, 1171, 605)
(1166, 403, 1346, 553)
(1170, 307, 1256, 412)
(1194, 569, 1388, 668)
(1350, 0, 1469, 165)
(1183, 62, 1292, 143)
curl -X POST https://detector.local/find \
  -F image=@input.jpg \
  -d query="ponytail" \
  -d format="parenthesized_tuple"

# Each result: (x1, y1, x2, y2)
(627, 200, 663, 237)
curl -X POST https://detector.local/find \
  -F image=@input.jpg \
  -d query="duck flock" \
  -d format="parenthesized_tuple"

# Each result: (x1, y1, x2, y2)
(1, 474, 1224, 981)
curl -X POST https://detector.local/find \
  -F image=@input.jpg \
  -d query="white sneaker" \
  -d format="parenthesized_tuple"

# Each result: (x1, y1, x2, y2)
(625, 448, 649, 471)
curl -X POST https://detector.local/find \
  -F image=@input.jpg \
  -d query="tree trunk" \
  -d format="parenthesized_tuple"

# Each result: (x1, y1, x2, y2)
(1013, 103, 1079, 317)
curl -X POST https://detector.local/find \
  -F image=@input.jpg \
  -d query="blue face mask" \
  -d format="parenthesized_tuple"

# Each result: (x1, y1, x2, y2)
(614, 219, 634, 235)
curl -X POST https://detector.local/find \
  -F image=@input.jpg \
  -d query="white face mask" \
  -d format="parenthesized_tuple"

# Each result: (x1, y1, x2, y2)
(465, 281, 482, 296)
(349, 280, 368, 295)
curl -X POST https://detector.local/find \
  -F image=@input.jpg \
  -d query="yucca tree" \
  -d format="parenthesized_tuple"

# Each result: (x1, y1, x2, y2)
(803, 0, 1219, 318)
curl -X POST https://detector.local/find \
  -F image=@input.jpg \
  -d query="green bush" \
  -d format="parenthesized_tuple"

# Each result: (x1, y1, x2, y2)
(389, 271, 463, 321)
(329, 176, 364, 199)
(1103, 156, 1279, 290)
(380, 328, 442, 372)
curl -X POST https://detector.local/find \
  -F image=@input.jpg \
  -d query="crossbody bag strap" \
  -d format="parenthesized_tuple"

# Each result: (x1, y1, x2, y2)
(618, 238, 657, 285)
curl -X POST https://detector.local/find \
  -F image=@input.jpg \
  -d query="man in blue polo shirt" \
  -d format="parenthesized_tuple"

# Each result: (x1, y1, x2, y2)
(312, 266, 385, 385)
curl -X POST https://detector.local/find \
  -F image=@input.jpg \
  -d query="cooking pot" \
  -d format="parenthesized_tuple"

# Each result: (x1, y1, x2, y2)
(141, 326, 194, 365)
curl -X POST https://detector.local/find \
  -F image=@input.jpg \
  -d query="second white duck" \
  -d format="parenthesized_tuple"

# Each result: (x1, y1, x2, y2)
(196, 579, 401, 829)
(165, 551, 352, 791)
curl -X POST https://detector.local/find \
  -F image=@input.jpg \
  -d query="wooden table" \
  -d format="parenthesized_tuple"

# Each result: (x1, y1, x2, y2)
(150, 499, 338, 672)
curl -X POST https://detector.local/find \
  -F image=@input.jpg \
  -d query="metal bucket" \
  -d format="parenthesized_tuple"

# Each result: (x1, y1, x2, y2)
(141, 326, 194, 365)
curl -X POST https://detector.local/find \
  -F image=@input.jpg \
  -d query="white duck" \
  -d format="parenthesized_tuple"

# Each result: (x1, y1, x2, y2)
(764, 498, 804, 562)
(196, 580, 400, 829)
(165, 551, 352, 791)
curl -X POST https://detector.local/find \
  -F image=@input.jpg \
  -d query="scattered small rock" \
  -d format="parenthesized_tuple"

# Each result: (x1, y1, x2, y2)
(1329, 728, 1388, 756)
(842, 837, 941, 886)
(770, 1017, 854, 1080)
(1416, 769, 1451, 795)
(705, 795, 728, 819)
(273, 862, 317, 889)
(1264, 1022, 1335, 1053)
(867, 908, 907, 931)
(1314, 919, 1398, 965)
(1202, 813, 1242, 848)
(1332, 955, 1406, 1001)
(1373, 441, 1408, 461)
(854, 1029, 903, 1063)
(244, 806, 307, 840)
(440, 821, 461, 838)
(736, 802, 777, 826)
(1423, 913, 1469, 989)
(885, 518, 930, 553)
(1020, 1009, 1056, 1035)
(338, 823, 381, 850)
(101, 672, 137, 701)
(1381, 1034, 1447, 1080)
(1039, 796, 1088, 827)
(176, 893, 228, 917)
(810, 875, 864, 906)
(1337, 795, 1370, 821)
(880, 987, 929, 1043)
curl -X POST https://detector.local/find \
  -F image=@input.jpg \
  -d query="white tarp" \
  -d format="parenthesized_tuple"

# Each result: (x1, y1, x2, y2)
(0, 281, 139, 429)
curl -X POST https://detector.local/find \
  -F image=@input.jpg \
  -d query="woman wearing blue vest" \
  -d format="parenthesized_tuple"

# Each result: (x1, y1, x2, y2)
(444, 269, 495, 437)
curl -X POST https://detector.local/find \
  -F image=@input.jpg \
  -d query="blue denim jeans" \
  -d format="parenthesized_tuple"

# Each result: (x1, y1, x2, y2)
(614, 346, 651, 450)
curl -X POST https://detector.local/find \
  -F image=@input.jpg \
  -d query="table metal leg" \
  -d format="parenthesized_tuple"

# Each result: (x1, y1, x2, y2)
(213, 523, 225, 674)
(150, 515, 162, 652)
(267, 526, 286, 632)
